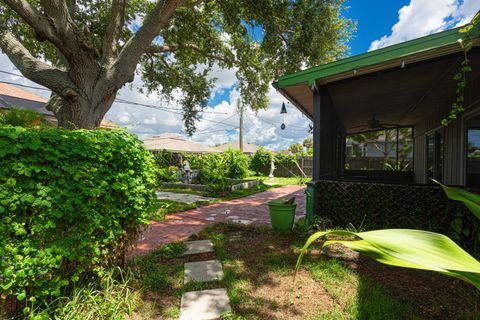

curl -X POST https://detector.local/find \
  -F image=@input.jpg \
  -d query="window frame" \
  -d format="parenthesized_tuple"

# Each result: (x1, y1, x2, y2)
(344, 126, 414, 172)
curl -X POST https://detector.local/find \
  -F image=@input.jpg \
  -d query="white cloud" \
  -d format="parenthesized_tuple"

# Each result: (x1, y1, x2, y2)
(369, 0, 480, 51)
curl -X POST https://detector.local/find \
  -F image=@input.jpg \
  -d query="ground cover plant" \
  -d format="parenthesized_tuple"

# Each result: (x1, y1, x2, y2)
(129, 223, 478, 319)
(0, 126, 157, 317)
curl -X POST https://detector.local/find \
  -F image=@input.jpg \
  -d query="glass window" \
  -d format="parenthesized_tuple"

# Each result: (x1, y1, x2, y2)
(426, 129, 443, 183)
(467, 115, 480, 188)
(345, 127, 413, 171)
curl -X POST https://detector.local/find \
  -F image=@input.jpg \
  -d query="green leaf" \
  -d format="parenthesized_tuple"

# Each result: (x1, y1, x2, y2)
(432, 179, 480, 220)
(296, 229, 480, 289)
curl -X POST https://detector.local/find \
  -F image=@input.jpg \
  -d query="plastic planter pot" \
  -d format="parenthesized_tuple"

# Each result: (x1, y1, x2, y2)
(267, 200, 297, 231)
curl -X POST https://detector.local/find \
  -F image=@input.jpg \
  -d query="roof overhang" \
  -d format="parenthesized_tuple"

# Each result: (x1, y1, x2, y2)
(274, 20, 480, 122)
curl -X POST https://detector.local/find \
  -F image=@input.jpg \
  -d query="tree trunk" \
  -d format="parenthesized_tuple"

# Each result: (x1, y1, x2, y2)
(47, 80, 119, 130)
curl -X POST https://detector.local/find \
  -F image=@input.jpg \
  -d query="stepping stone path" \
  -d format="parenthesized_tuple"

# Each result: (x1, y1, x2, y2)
(184, 260, 224, 284)
(179, 239, 232, 320)
(180, 289, 231, 320)
(184, 240, 214, 255)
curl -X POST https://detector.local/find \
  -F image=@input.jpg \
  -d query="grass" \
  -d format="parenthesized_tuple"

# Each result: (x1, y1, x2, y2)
(19, 223, 477, 319)
(246, 176, 311, 186)
(128, 224, 431, 320)
(25, 268, 139, 320)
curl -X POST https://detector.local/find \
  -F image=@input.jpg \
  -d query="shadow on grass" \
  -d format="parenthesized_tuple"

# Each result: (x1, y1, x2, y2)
(129, 223, 480, 319)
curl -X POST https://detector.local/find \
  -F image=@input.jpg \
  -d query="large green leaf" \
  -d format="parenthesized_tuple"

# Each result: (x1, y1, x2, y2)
(433, 179, 480, 220)
(296, 229, 480, 290)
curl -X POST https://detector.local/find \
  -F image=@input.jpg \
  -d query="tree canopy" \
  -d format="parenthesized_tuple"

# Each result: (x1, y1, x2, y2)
(0, 0, 353, 132)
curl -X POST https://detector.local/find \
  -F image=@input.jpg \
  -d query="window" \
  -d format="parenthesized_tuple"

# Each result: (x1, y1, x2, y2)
(345, 127, 413, 171)
(466, 115, 480, 188)
(425, 129, 443, 183)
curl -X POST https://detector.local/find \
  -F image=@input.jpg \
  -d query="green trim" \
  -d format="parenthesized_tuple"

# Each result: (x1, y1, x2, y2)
(277, 24, 480, 89)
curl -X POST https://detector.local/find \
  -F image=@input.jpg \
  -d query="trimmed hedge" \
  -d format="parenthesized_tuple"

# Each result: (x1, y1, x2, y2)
(0, 127, 157, 308)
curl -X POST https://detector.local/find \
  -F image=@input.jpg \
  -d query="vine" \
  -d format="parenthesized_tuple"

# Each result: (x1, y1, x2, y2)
(441, 47, 471, 126)
(442, 12, 479, 126)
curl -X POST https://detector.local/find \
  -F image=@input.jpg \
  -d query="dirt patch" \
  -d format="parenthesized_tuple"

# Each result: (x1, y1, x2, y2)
(131, 223, 479, 320)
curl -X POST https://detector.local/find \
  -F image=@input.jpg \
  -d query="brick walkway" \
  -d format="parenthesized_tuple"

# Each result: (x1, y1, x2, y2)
(131, 185, 306, 256)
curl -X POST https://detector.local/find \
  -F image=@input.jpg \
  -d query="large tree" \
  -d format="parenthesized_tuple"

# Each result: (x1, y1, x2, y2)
(0, 0, 353, 132)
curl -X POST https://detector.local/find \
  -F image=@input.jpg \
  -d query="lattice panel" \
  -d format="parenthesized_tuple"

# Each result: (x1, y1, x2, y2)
(315, 180, 480, 256)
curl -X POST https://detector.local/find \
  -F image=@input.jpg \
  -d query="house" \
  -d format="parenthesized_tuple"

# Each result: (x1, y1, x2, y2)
(142, 133, 220, 153)
(215, 140, 260, 154)
(274, 18, 480, 233)
(0, 83, 118, 129)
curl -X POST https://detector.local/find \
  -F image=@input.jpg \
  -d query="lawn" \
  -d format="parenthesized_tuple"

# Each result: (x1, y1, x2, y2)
(246, 176, 311, 186)
(128, 223, 478, 320)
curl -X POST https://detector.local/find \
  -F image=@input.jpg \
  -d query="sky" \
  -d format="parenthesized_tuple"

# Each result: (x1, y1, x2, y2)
(0, 0, 479, 150)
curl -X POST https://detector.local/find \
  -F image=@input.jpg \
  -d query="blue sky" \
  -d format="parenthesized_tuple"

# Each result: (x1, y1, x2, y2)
(0, 0, 479, 150)
(345, 0, 411, 55)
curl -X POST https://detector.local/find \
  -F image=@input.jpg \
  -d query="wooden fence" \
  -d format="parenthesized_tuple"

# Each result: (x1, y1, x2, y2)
(274, 156, 313, 177)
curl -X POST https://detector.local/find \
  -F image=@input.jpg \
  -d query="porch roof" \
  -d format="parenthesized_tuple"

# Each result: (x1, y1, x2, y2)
(274, 17, 480, 125)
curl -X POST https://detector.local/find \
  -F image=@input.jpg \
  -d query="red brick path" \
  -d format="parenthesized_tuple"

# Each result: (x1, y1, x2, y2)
(131, 185, 306, 256)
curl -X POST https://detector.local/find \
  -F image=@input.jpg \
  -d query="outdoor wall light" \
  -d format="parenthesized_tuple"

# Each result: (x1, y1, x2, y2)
(401, 60, 405, 68)
(280, 101, 287, 130)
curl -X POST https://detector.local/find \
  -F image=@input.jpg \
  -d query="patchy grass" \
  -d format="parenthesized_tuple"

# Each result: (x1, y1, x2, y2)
(129, 223, 477, 320)
(247, 176, 310, 186)
(22, 224, 477, 319)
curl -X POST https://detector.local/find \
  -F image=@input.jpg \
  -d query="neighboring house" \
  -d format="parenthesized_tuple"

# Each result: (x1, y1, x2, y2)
(274, 21, 480, 218)
(0, 83, 118, 129)
(215, 140, 260, 154)
(143, 133, 220, 153)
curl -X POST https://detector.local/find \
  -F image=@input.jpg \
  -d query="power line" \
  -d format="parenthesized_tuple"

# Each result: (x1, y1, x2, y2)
(0, 69, 229, 116)
(0, 80, 49, 91)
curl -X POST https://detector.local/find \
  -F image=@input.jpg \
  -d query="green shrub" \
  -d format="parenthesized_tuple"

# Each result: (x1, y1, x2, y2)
(274, 153, 298, 167)
(250, 147, 272, 175)
(0, 127, 157, 312)
(158, 165, 179, 182)
(153, 149, 182, 168)
(198, 153, 229, 191)
(222, 149, 250, 179)
(0, 107, 45, 128)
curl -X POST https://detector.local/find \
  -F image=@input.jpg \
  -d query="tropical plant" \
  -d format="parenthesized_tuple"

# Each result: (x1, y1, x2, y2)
(296, 181, 480, 290)
(288, 142, 304, 155)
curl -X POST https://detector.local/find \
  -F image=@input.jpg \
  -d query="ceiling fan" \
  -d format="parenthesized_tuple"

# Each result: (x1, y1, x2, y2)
(349, 114, 399, 131)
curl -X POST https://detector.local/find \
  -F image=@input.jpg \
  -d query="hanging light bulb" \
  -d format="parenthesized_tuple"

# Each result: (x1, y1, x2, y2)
(280, 102, 287, 114)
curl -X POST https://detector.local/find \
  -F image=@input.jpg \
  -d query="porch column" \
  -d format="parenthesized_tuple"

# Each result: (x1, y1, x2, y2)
(312, 86, 321, 181)
(311, 85, 323, 215)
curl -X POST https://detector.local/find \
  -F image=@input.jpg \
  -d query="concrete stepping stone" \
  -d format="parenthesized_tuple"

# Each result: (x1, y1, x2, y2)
(180, 288, 231, 320)
(184, 240, 214, 255)
(184, 260, 224, 284)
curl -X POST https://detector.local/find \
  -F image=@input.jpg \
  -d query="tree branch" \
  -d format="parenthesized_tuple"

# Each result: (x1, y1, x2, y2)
(2, 0, 61, 45)
(102, 0, 126, 63)
(0, 31, 78, 97)
(147, 43, 235, 65)
(110, 0, 189, 85)
(39, 0, 76, 39)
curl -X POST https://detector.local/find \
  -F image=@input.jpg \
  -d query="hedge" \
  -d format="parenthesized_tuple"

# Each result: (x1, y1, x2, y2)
(0, 127, 157, 309)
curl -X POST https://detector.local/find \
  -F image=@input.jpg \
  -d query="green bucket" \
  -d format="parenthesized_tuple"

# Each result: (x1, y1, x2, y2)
(267, 200, 296, 231)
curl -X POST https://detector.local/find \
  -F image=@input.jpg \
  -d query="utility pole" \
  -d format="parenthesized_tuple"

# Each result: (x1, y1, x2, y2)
(237, 98, 244, 152)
